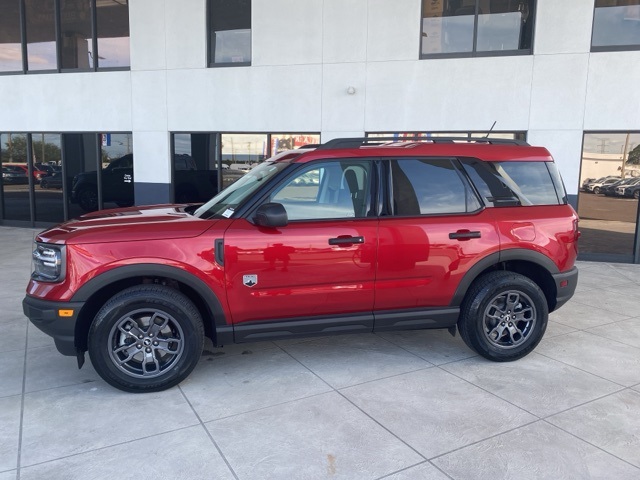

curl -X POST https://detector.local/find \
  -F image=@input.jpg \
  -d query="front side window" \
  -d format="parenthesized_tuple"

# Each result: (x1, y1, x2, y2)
(270, 161, 372, 221)
(391, 158, 481, 215)
(208, 0, 251, 66)
(592, 0, 640, 50)
(421, 0, 535, 57)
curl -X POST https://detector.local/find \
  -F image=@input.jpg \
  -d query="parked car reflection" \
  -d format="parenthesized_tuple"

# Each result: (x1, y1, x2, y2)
(2, 166, 29, 184)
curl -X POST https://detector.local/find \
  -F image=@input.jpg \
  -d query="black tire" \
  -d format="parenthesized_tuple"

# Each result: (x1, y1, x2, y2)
(634, 190, 640, 200)
(77, 187, 99, 212)
(88, 285, 204, 393)
(458, 271, 548, 362)
(593, 187, 601, 194)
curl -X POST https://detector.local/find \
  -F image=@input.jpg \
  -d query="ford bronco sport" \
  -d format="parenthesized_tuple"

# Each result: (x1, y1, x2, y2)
(23, 137, 579, 393)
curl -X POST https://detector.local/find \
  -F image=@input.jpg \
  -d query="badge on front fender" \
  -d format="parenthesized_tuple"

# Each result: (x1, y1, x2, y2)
(243, 275, 258, 287)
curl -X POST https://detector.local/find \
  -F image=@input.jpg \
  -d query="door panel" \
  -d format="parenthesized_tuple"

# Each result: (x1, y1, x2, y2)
(224, 219, 377, 324)
(374, 157, 499, 311)
(375, 211, 499, 310)
(224, 159, 378, 326)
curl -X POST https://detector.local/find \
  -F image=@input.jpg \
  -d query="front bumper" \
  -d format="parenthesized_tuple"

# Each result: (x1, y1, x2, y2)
(23, 295, 85, 356)
(551, 266, 579, 311)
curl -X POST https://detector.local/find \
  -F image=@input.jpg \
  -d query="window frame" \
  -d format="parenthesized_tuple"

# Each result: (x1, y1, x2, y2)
(0, 0, 130, 76)
(419, 0, 536, 59)
(590, 0, 640, 53)
(206, 0, 252, 68)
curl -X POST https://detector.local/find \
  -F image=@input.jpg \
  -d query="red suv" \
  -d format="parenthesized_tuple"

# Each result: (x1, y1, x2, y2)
(23, 137, 579, 392)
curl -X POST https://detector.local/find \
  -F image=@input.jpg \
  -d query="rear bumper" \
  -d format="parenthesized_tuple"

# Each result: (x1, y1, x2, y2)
(22, 295, 84, 356)
(552, 266, 579, 311)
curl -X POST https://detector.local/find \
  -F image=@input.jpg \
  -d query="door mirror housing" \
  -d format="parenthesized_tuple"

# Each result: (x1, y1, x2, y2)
(254, 202, 288, 228)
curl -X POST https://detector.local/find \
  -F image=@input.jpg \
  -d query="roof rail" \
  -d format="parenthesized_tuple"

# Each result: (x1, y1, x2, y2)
(316, 136, 529, 150)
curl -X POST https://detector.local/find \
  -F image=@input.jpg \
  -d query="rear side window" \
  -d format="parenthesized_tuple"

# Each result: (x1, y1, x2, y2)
(390, 158, 481, 215)
(462, 159, 565, 206)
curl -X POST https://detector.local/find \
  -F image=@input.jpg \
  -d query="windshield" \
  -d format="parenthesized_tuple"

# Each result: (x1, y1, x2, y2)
(194, 161, 288, 219)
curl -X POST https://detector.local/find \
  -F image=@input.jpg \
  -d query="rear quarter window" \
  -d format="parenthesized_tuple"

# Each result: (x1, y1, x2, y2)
(462, 159, 564, 206)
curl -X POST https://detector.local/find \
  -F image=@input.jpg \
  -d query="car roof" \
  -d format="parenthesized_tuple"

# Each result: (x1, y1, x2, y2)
(278, 138, 553, 163)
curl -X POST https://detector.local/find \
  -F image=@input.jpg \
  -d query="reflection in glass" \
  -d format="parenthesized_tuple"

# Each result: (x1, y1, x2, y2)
(422, 13, 474, 54)
(25, 0, 57, 71)
(172, 133, 221, 203)
(33, 134, 63, 223)
(209, 0, 251, 64)
(96, 0, 130, 68)
(578, 132, 640, 258)
(593, 1, 640, 48)
(60, 0, 93, 69)
(0, 1, 23, 72)
(367, 131, 526, 142)
(1, 133, 31, 222)
(100, 133, 133, 210)
(421, 0, 534, 55)
(271, 134, 320, 155)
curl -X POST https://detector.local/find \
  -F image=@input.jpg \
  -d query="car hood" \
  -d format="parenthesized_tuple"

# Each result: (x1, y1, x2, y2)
(37, 204, 216, 245)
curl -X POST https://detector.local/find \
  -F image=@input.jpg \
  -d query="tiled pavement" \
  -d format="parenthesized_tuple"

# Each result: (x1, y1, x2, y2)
(1, 225, 640, 479)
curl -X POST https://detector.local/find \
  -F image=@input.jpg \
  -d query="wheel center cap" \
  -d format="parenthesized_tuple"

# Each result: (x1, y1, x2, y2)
(144, 339, 151, 346)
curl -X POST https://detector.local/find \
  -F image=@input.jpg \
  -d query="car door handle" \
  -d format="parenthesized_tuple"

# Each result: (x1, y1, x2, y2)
(328, 236, 364, 245)
(449, 230, 481, 240)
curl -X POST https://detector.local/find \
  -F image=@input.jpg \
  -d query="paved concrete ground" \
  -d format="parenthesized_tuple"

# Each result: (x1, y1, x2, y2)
(2, 225, 640, 479)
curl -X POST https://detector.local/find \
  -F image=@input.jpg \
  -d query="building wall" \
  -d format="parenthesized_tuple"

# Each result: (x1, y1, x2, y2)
(1, 0, 639, 199)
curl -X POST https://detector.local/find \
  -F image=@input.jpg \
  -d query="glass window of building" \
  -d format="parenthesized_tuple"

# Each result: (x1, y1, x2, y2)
(578, 132, 640, 262)
(0, 1, 23, 72)
(421, 0, 535, 57)
(592, 0, 640, 50)
(60, 0, 93, 70)
(0, 0, 130, 74)
(96, 0, 131, 68)
(33, 133, 63, 223)
(1, 133, 31, 223)
(25, 0, 58, 71)
(170, 132, 320, 204)
(367, 131, 527, 142)
(208, 0, 251, 65)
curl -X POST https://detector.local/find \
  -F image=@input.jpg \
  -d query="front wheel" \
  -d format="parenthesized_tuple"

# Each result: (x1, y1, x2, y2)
(634, 190, 640, 200)
(88, 285, 204, 392)
(458, 271, 548, 362)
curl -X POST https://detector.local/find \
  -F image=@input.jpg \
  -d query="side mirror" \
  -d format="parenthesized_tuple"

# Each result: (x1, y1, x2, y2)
(254, 202, 288, 228)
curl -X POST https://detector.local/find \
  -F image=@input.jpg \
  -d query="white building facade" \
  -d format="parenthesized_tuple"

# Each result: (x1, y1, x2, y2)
(1, 0, 639, 262)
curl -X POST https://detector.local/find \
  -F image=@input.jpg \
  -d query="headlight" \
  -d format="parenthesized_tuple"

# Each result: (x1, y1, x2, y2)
(32, 243, 65, 282)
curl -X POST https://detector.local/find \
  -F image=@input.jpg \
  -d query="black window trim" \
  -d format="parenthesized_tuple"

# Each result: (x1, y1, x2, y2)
(419, 0, 536, 60)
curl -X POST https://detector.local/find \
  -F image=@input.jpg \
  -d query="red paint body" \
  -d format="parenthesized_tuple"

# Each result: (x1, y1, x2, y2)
(26, 142, 579, 332)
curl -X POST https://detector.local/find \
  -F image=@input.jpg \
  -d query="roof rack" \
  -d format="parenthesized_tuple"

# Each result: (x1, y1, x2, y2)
(315, 136, 529, 150)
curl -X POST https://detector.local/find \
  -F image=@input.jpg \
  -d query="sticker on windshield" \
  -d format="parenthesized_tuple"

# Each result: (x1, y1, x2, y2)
(222, 208, 234, 218)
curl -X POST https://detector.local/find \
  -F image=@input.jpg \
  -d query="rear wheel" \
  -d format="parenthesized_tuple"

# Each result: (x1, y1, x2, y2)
(77, 187, 98, 212)
(458, 271, 548, 362)
(634, 190, 640, 200)
(88, 285, 204, 392)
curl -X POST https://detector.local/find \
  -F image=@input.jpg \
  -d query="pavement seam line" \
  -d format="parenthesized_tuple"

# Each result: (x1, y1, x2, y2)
(16, 319, 29, 479)
(275, 343, 430, 464)
(177, 385, 240, 480)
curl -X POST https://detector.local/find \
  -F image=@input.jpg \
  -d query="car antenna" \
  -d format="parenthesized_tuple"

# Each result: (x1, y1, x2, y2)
(484, 121, 497, 138)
